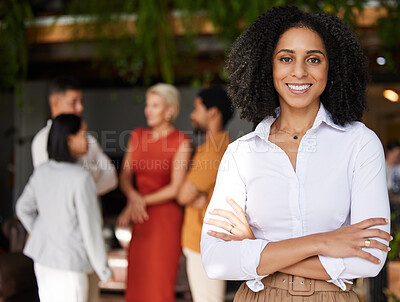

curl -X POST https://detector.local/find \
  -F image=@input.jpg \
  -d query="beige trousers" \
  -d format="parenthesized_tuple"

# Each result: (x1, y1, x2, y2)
(183, 247, 226, 302)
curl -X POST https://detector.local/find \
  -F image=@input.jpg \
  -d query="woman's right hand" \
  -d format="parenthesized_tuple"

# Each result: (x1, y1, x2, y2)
(319, 218, 392, 264)
(117, 193, 149, 226)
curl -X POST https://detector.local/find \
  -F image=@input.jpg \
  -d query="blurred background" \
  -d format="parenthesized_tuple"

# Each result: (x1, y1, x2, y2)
(1, 1, 400, 301)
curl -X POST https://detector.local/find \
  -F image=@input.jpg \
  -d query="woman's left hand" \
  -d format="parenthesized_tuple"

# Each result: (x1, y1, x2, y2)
(205, 197, 255, 241)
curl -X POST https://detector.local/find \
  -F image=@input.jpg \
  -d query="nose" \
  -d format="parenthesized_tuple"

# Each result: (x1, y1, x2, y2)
(292, 61, 308, 78)
(76, 101, 84, 116)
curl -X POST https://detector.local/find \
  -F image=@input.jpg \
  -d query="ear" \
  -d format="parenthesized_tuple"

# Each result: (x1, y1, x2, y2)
(166, 106, 176, 121)
(49, 94, 58, 107)
(49, 94, 61, 117)
(207, 106, 219, 118)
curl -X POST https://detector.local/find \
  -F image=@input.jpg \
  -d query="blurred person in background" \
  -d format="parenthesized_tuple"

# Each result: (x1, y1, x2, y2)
(17, 114, 112, 302)
(177, 86, 233, 302)
(31, 75, 118, 196)
(30, 76, 117, 301)
(117, 83, 192, 302)
(385, 140, 400, 194)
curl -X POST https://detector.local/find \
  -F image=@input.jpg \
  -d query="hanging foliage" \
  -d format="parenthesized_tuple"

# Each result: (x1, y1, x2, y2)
(0, 0, 399, 90)
(65, 0, 399, 84)
(0, 0, 34, 91)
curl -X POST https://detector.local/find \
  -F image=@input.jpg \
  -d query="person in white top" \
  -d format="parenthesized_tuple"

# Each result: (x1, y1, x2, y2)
(31, 76, 118, 196)
(17, 114, 112, 302)
(385, 140, 400, 194)
(201, 6, 391, 302)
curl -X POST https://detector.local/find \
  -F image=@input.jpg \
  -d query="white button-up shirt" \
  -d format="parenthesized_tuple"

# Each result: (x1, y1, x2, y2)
(201, 104, 390, 292)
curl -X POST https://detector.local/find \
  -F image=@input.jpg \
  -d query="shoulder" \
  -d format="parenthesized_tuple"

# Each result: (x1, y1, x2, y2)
(173, 128, 190, 141)
(341, 122, 384, 157)
(32, 125, 50, 146)
(168, 129, 191, 149)
(66, 163, 94, 186)
(36, 160, 88, 178)
(227, 130, 257, 152)
(132, 127, 147, 135)
(129, 127, 147, 141)
(344, 122, 382, 145)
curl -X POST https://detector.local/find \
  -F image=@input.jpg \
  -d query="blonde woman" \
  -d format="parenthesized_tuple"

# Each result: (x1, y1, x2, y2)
(118, 83, 192, 302)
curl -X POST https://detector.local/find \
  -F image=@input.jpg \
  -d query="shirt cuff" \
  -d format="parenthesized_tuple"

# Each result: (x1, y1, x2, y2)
(240, 239, 269, 292)
(318, 255, 349, 290)
(98, 267, 112, 282)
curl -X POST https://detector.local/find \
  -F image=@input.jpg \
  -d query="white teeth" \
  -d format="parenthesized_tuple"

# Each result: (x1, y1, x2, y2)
(287, 84, 311, 91)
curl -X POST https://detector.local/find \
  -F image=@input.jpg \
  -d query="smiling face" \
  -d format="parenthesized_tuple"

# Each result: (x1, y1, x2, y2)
(272, 26, 329, 112)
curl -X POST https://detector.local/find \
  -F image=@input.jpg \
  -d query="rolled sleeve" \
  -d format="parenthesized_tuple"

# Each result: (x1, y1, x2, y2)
(318, 255, 348, 289)
(241, 239, 269, 292)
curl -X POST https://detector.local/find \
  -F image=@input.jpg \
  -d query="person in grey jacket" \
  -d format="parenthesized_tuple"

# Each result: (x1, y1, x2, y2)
(16, 114, 112, 302)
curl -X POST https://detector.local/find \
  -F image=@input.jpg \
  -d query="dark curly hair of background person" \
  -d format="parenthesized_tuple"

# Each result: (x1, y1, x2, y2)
(226, 6, 368, 126)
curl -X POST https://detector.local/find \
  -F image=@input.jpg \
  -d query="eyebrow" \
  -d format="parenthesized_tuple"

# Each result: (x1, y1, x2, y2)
(276, 49, 326, 57)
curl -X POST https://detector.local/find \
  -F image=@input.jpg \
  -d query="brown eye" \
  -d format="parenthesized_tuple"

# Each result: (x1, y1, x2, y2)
(308, 58, 321, 64)
(280, 57, 292, 63)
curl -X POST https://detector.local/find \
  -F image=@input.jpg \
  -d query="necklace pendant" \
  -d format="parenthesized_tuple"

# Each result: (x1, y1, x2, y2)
(293, 135, 298, 140)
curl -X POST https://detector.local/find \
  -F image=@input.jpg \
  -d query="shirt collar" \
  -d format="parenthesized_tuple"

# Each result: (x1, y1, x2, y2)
(246, 103, 347, 141)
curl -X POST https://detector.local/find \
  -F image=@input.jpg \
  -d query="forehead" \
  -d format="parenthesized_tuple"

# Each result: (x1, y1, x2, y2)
(146, 92, 165, 104)
(62, 89, 82, 99)
(275, 27, 326, 52)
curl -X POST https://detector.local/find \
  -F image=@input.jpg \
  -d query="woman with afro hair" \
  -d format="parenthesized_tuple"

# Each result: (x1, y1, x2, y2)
(200, 6, 391, 302)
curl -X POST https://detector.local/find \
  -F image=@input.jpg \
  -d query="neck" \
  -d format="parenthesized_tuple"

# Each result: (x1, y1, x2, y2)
(275, 103, 320, 134)
(151, 122, 173, 138)
(205, 120, 224, 140)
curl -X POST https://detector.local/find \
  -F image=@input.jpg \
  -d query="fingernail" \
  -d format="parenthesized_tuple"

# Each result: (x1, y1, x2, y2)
(378, 259, 381, 264)
(388, 246, 391, 251)
(391, 236, 394, 241)
(386, 219, 390, 223)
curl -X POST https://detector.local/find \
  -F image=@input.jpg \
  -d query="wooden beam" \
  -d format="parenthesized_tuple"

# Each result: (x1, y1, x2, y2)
(26, 7, 388, 44)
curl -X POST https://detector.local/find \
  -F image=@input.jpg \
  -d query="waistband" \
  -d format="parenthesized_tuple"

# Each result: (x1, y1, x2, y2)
(262, 273, 352, 296)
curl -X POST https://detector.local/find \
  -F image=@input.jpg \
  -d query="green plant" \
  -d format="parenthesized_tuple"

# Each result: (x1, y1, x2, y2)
(0, 0, 34, 91)
(66, 0, 400, 85)
(0, 0, 400, 91)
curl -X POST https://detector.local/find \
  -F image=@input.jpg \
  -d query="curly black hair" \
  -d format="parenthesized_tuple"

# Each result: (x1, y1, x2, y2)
(226, 6, 368, 126)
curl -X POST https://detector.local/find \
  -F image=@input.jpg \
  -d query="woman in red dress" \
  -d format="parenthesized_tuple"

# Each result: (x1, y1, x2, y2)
(118, 83, 192, 302)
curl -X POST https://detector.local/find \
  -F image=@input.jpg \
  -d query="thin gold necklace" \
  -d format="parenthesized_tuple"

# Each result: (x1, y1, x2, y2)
(276, 128, 305, 140)
(273, 120, 310, 140)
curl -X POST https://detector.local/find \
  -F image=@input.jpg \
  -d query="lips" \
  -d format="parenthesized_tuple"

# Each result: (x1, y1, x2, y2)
(286, 83, 312, 94)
